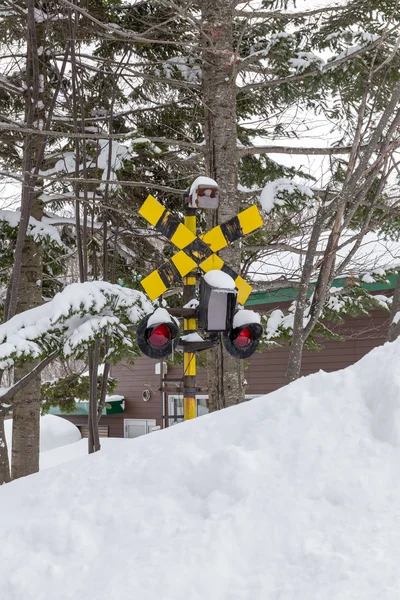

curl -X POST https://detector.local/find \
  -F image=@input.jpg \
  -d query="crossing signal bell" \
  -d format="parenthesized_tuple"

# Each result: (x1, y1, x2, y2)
(188, 176, 219, 210)
(137, 309, 179, 359)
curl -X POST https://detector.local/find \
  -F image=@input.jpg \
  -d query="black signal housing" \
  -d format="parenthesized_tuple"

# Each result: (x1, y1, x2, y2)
(137, 313, 179, 359)
(222, 322, 263, 359)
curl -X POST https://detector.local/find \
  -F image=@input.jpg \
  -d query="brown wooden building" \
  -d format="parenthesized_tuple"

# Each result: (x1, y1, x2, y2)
(59, 274, 395, 439)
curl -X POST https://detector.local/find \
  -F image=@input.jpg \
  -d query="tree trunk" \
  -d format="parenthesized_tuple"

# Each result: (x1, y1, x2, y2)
(0, 416, 10, 485)
(88, 341, 101, 454)
(284, 209, 325, 384)
(285, 330, 306, 385)
(202, 0, 245, 410)
(11, 3, 46, 480)
(286, 205, 344, 384)
(11, 199, 43, 479)
(387, 271, 400, 342)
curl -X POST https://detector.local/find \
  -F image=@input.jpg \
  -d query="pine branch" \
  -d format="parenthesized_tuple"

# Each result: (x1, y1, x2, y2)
(0, 351, 59, 412)
(58, 0, 196, 48)
(239, 33, 387, 86)
(235, 3, 358, 21)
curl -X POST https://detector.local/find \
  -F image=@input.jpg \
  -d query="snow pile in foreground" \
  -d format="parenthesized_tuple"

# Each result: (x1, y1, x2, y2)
(2, 340, 400, 599)
(40, 437, 128, 470)
(4, 414, 81, 454)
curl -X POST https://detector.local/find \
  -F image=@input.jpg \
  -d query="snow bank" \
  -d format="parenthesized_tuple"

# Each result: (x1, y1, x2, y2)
(4, 414, 81, 454)
(39, 437, 128, 470)
(2, 339, 400, 598)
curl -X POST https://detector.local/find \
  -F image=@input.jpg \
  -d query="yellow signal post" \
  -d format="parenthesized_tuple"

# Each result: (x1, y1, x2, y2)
(183, 208, 197, 421)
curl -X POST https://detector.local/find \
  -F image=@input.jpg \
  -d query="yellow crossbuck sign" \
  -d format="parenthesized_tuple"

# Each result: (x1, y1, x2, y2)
(138, 195, 264, 304)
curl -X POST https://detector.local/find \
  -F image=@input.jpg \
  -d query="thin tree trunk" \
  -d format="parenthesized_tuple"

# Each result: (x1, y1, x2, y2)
(387, 272, 400, 342)
(88, 341, 101, 454)
(0, 417, 10, 484)
(202, 0, 244, 410)
(284, 209, 325, 384)
(97, 362, 111, 423)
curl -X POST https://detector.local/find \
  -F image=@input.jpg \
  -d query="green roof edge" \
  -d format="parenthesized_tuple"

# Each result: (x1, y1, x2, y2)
(245, 273, 399, 306)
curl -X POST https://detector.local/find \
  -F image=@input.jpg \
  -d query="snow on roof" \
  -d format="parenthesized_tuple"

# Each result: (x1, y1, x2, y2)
(106, 395, 124, 403)
(2, 338, 400, 598)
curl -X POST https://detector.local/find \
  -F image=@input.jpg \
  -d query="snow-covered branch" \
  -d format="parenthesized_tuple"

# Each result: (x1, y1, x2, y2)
(0, 282, 153, 370)
(0, 210, 64, 248)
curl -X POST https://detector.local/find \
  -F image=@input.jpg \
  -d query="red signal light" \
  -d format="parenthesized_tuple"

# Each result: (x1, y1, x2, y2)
(234, 327, 252, 348)
(148, 324, 171, 348)
(223, 320, 263, 359)
(137, 312, 179, 359)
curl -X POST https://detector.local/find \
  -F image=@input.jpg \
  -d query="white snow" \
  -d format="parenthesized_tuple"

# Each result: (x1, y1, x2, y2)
(189, 176, 219, 208)
(190, 176, 218, 195)
(180, 332, 204, 342)
(39, 437, 128, 471)
(361, 269, 388, 284)
(259, 178, 314, 213)
(0, 281, 152, 369)
(164, 56, 201, 83)
(289, 51, 325, 72)
(263, 307, 297, 339)
(392, 311, 400, 325)
(147, 307, 174, 327)
(81, 363, 106, 378)
(97, 139, 131, 190)
(2, 339, 400, 597)
(106, 394, 124, 403)
(232, 309, 261, 328)
(264, 308, 286, 338)
(250, 230, 400, 284)
(361, 273, 377, 283)
(203, 270, 236, 290)
(183, 299, 199, 309)
(0, 209, 63, 247)
(4, 415, 81, 454)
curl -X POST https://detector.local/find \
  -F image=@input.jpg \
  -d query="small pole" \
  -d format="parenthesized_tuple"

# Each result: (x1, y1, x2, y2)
(183, 201, 197, 420)
(160, 359, 166, 428)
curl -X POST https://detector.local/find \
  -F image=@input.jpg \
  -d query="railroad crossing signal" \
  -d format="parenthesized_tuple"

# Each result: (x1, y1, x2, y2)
(138, 195, 263, 304)
(137, 186, 264, 424)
